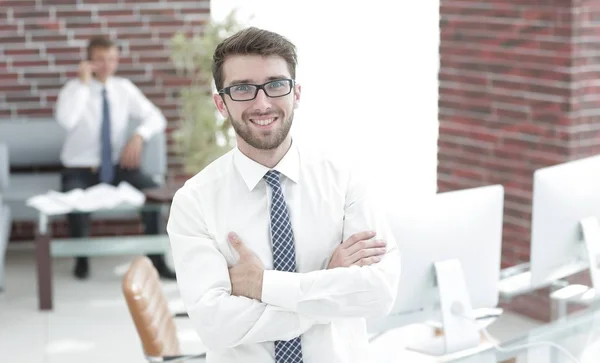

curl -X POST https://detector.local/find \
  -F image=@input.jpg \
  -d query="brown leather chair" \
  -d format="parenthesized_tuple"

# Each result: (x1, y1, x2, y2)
(122, 256, 205, 362)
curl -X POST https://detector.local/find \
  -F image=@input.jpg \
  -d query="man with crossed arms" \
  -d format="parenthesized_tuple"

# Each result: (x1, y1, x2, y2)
(167, 27, 401, 363)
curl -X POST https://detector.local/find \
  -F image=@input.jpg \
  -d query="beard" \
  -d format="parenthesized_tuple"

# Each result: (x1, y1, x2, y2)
(229, 107, 294, 150)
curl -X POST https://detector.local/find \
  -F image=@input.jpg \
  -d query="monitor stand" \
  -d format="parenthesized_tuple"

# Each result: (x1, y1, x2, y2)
(549, 216, 600, 312)
(406, 258, 488, 356)
(581, 216, 600, 293)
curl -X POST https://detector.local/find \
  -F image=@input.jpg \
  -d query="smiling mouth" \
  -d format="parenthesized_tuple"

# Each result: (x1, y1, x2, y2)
(249, 117, 278, 126)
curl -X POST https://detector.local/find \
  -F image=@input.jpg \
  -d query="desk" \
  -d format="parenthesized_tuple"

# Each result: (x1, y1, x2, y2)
(447, 305, 600, 362)
(143, 182, 183, 203)
(34, 185, 181, 311)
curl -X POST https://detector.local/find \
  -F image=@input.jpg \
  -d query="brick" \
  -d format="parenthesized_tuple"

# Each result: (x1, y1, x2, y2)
(56, 9, 95, 18)
(16, 107, 54, 117)
(170, 0, 210, 9)
(0, 109, 14, 117)
(4, 48, 40, 56)
(1, 0, 37, 7)
(0, 84, 32, 92)
(44, 94, 58, 104)
(22, 71, 63, 83)
(129, 43, 167, 52)
(0, 23, 20, 32)
(115, 31, 150, 41)
(178, 6, 210, 15)
(116, 57, 135, 65)
(30, 33, 71, 43)
(45, 45, 83, 55)
(66, 21, 104, 30)
(96, 9, 136, 17)
(138, 54, 171, 64)
(6, 93, 42, 103)
(145, 19, 185, 28)
(0, 71, 20, 81)
(0, 35, 28, 44)
(41, 0, 78, 4)
(104, 17, 147, 28)
(79, 0, 119, 3)
(36, 83, 65, 91)
(71, 32, 104, 41)
(140, 8, 177, 17)
(53, 58, 83, 67)
(10, 60, 52, 70)
(22, 20, 62, 31)
(12, 10, 53, 19)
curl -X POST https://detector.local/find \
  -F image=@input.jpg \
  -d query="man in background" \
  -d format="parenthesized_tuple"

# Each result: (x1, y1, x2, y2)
(54, 36, 175, 280)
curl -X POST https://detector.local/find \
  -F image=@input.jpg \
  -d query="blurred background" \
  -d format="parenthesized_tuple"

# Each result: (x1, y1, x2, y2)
(2, 0, 599, 362)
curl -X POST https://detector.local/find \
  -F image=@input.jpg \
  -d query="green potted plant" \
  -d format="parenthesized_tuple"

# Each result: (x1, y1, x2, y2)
(169, 10, 244, 176)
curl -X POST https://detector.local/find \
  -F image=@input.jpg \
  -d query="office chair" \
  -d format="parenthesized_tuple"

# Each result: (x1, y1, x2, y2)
(122, 256, 205, 362)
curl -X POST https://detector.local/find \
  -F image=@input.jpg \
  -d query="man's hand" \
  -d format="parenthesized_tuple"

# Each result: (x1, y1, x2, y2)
(78, 61, 96, 84)
(119, 134, 144, 169)
(327, 231, 387, 269)
(228, 232, 264, 300)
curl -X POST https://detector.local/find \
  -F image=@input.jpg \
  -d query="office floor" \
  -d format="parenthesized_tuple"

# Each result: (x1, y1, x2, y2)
(0, 244, 541, 363)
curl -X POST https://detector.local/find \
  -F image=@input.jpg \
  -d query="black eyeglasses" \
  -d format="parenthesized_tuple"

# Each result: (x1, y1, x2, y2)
(219, 79, 295, 101)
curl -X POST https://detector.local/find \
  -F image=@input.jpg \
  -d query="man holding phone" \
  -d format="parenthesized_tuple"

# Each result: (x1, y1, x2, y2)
(54, 36, 175, 280)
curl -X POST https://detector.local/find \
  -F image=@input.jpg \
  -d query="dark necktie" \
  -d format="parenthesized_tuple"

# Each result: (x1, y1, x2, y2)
(99, 88, 114, 183)
(263, 170, 304, 363)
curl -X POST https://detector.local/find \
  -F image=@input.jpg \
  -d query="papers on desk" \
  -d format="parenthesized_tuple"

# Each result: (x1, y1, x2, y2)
(26, 182, 146, 216)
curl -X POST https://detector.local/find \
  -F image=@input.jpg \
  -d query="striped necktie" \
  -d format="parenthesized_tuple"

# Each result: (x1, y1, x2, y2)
(264, 170, 304, 363)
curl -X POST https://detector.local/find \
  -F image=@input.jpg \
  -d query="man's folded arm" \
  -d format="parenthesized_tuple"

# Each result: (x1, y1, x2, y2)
(261, 240, 400, 319)
(262, 165, 401, 320)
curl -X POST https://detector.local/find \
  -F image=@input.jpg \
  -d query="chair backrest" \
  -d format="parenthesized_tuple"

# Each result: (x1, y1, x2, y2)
(0, 118, 166, 180)
(122, 256, 181, 358)
(0, 118, 64, 167)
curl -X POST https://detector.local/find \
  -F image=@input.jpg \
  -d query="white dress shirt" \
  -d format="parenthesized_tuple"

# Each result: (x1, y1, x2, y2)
(167, 140, 401, 363)
(54, 77, 166, 167)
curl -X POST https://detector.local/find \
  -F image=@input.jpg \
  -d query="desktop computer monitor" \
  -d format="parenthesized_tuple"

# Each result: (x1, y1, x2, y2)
(529, 154, 600, 293)
(367, 184, 504, 356)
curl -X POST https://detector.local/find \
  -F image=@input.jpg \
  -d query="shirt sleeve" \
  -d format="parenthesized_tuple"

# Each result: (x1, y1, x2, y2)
(54, 79, 92, 130)
(261, 166, 401, 320)
(167, 187, 328, 351)
(124, 79, 166, 140)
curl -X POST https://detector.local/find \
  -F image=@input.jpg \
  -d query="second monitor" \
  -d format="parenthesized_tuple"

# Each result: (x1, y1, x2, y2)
(368, 184, 504, 356)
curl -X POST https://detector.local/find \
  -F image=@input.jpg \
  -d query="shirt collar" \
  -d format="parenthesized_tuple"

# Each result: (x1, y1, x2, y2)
(233, 141, 300, 191)
(90, 77, 113, 92)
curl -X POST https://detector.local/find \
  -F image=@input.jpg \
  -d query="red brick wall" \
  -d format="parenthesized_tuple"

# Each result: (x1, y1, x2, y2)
(1, 0, 210, 177)
(438, 1, 600, 321)
(1, 0, 209, 240)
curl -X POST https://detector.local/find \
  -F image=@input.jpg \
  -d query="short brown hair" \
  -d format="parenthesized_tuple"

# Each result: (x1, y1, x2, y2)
(212, 27, 298, 91)
(87, 35, 117, 60)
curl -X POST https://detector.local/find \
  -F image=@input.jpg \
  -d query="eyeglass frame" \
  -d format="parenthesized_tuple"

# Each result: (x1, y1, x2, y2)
(218, 78, 296, 101)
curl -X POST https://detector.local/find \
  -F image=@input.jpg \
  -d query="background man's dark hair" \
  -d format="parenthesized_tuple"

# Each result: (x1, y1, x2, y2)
(87, 36, 117, 60)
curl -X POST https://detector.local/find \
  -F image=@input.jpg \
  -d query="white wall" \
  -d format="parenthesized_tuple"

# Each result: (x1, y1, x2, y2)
(211, 1, 439, 199)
